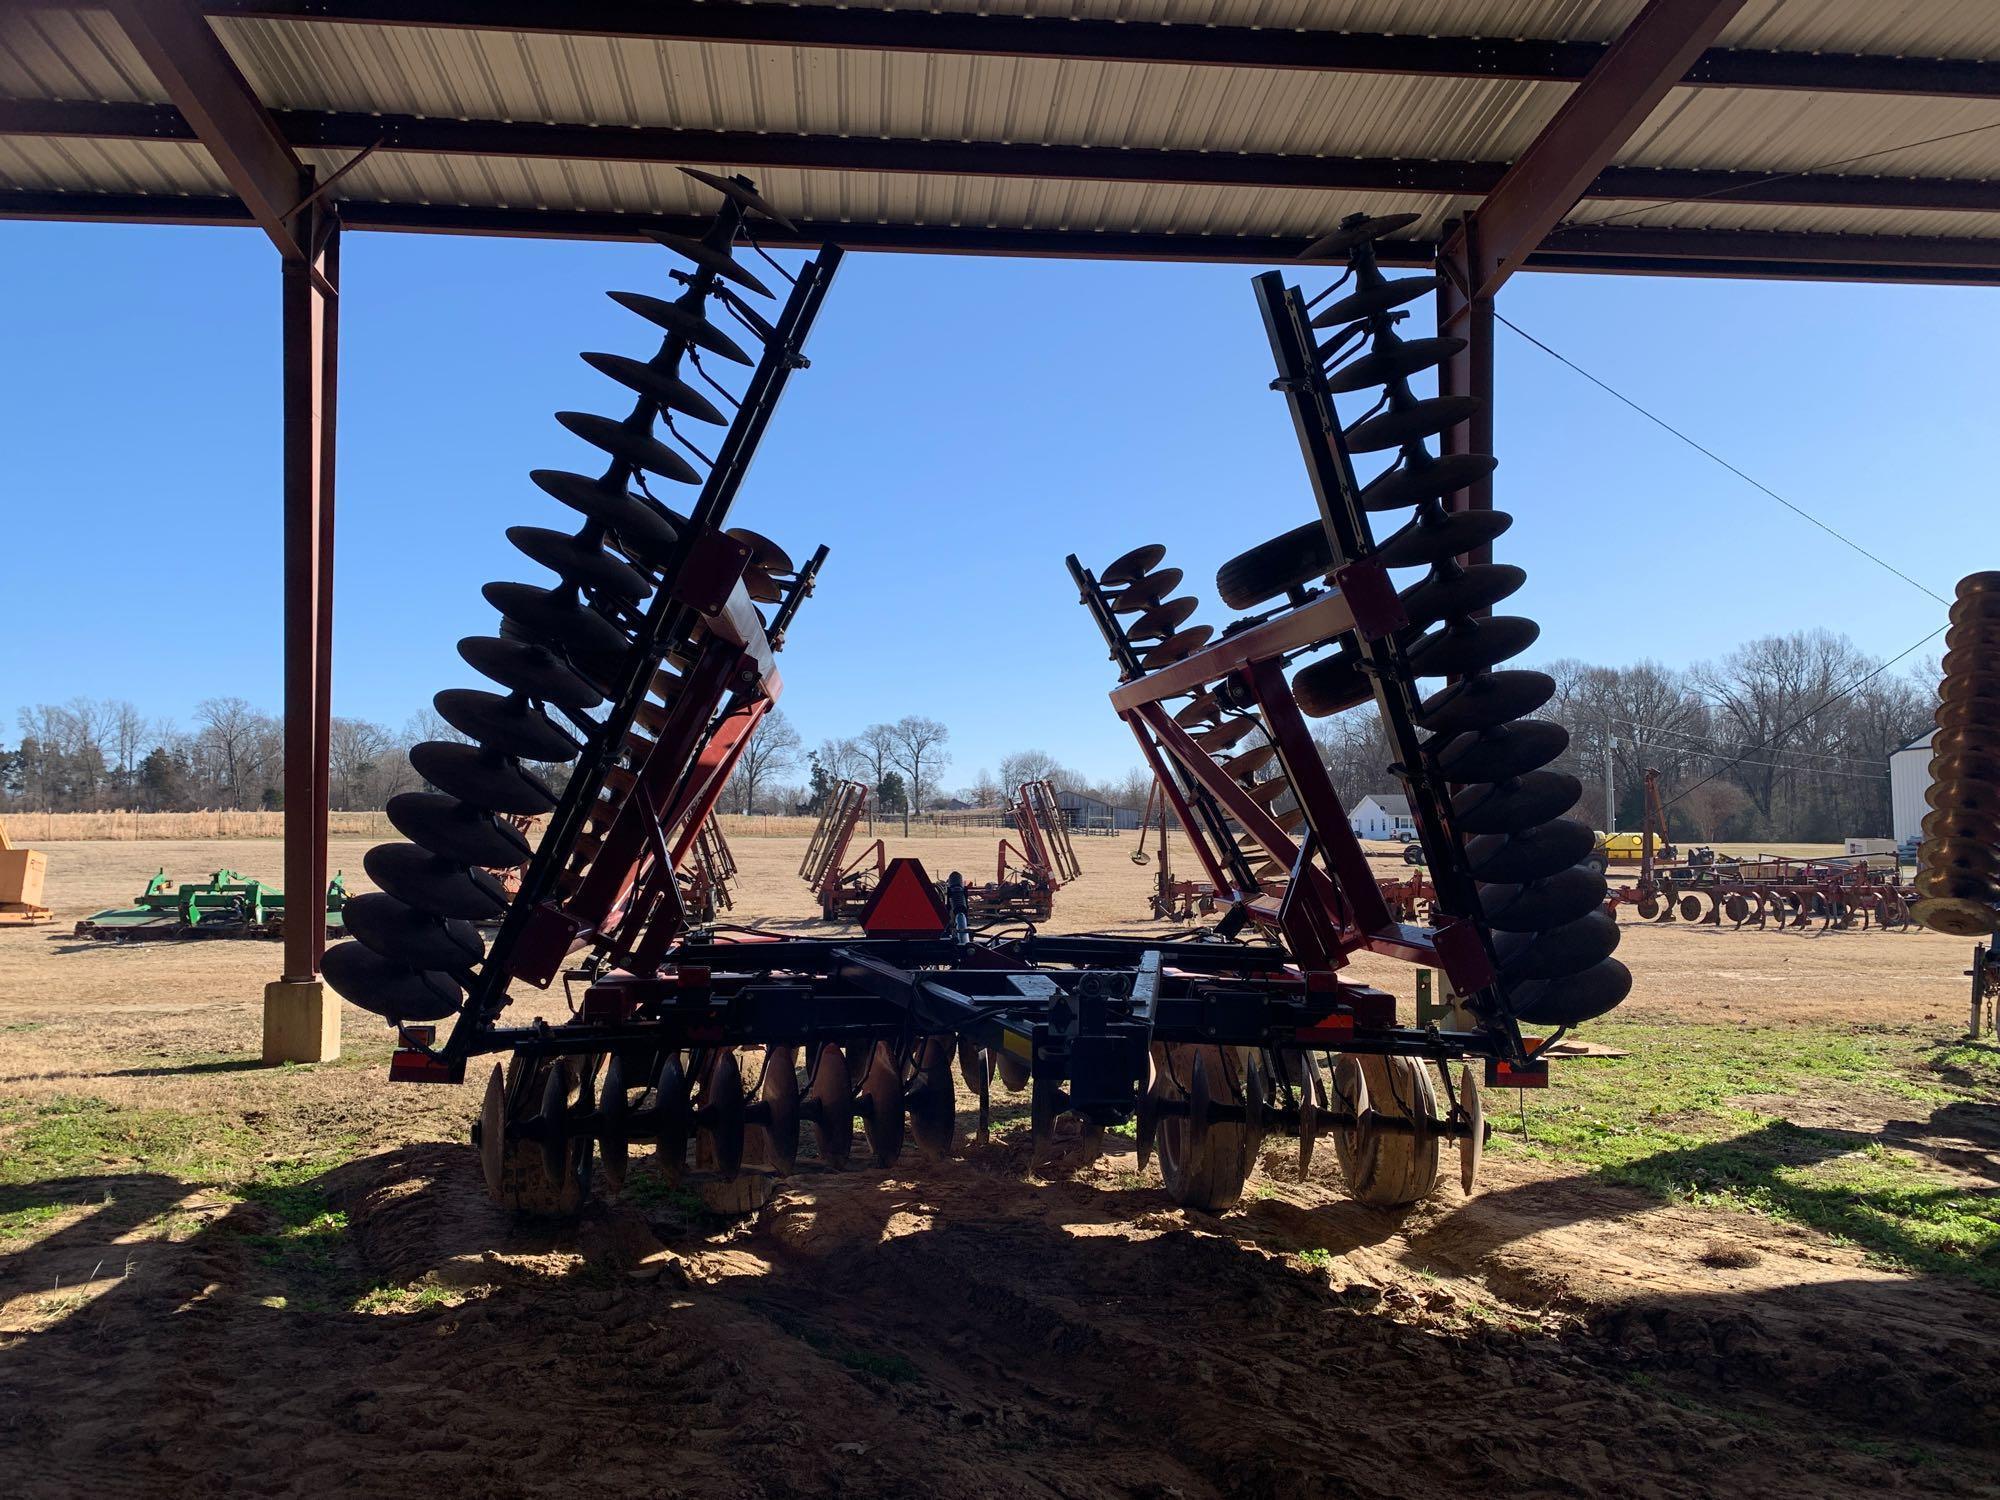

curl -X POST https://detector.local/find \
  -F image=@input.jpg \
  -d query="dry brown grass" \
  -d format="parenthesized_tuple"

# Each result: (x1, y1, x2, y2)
(15, 810, 1013, 844)
(4, 810, 394, 842)
(715, 813, 1013, 840)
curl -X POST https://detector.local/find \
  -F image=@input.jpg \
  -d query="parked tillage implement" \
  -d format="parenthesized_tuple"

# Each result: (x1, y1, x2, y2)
(330, 204, 1623, 1221)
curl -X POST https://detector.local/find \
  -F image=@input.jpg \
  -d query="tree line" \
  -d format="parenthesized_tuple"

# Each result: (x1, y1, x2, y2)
(1312, 629, 1932, 842)
(0, 698, 452, 814)
(5, 630, 1932, 843)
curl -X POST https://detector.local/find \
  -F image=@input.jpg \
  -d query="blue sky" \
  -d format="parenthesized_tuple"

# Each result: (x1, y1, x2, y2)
(0, 219, 1985, 790)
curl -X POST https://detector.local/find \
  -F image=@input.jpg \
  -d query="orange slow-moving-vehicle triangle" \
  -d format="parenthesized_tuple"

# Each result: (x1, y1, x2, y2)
(859, 857, 948, 937)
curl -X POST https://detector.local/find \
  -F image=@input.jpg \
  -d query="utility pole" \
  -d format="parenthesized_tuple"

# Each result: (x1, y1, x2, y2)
(1603, 721, 1617, 833)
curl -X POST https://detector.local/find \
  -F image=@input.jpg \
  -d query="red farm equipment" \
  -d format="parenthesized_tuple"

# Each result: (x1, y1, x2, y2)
(800, 779, 883, 919)
(324, 203, 1625, 1221)
(1606, 770, 1920, 931)
(957, 779, 1082, 922)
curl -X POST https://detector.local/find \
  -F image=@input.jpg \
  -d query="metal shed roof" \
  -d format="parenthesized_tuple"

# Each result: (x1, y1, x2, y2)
(4, 0, 1999, 281)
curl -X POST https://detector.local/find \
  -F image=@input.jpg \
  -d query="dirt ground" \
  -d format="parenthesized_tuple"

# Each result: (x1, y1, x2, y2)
(1, 835, 1997, 1498)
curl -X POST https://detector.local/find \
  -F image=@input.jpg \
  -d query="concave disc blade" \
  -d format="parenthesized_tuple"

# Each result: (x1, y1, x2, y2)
(1311, 274, 1440, 329)
(1345, 395, 1483, 455)
(1399, 564, 1526, 630)
(557, 411, 701, 486)
(1452, 771, 1580, 837)
(1358, 454, 1499, 513)
(506, 525, 651, 601)
(679, 167, 801, 234)
(1416, 669, 1557, 736)
(1326, 335, 1466, 395)
(481, 582, 630, 664)
(606, 290, 753, 365)
(408, 741, 556, 815)
(434, 688, 581, 763)
(1466, 819, 1596, 885)
(459, 636, 605, 712)
(727, 527, 794, 577)
(321, 940, 462, 1023)
(1101, 544, 1167, 585)
(1479, 866, 1608, 933)
(363, 843, 507, 921)
(1111, 568, 1184, 610)
(645, 230, 774, 298)
(1375, 507, 1513, 569)
(1406, 617, 1540, 680)
(1508, 958, 1632, 1027)
(1300, 213, 1421, 262)
(1194, 716, 1260, 752)
(1431, 720, 1570, 784)
(580, 352, 727, 426)
(387, 792, 534, 869)
(1497, 910, 1620, 981)
(343, 892, 484, 971)
(530, 469, 680, 561)
(1141, 624, 1213, 669)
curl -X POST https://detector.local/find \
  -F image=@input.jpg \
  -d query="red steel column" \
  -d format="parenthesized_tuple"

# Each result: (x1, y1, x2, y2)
(1436, 218, 1496, 565)
(312, 218, 340, 942)
(280, 204, 337, 981)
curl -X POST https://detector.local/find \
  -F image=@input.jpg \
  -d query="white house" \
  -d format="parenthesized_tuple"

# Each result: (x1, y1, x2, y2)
(1351, 793, 1415, 841)
(1890, 730, 1935, 847)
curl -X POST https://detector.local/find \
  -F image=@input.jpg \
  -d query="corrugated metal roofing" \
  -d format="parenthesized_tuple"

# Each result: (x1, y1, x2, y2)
(4, 0, 2000, 272)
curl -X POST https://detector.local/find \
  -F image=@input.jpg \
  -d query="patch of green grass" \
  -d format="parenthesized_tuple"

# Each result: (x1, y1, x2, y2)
(618, 1172, 708, 1215)
(351, 1280, 466, 1315)
(1297, 1246, 1333, 1271)
(1501, 1022, 2000, 1288)
(0, 1198, 71, 1240)
(1, 1095, 257, 1185)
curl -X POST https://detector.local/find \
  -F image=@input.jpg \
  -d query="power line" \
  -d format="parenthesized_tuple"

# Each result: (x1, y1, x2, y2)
(1586, 119, 2000, 230)
(1605, 716, 1891, 767)
(1658, 625, 1946, 812)
(1495, 310, 1950, 606)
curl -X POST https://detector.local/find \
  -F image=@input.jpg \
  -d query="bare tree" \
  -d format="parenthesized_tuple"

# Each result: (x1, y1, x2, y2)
(857, 722, 899, 831)
(194, 696, 277, 809)
(889, 715, 951, 835)
(732, 709, 802, 815)
(816, 735, 864, 784)
(999, 748, 1065, 792)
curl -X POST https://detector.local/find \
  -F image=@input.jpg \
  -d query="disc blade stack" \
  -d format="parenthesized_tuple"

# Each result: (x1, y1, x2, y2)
(1914, 571, 2000, 937)
(324, 172, 825, 1032)
(1222, 212, 1630, 1030)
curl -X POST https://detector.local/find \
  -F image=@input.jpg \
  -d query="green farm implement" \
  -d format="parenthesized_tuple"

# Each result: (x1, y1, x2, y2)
(75, 869, 347, 942)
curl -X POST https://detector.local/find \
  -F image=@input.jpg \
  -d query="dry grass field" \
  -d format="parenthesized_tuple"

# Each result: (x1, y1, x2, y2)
(0, 832, 1995, 1497)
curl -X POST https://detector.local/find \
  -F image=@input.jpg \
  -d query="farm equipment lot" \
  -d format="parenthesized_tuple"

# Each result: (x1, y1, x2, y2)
(2, 834, 1997, 1498)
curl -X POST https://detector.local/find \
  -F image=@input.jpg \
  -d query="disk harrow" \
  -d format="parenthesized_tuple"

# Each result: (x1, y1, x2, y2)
(1915, 572, 2000, 939)
(684, 817, 739, 924)
(800, 779, 883, 920)
(322, 172, 842, 1038)
(354, 204, 1612, 1225)
(959, 779, 1083, 923)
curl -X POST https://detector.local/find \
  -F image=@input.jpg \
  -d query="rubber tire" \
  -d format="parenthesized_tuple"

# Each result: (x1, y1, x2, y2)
(1153, 1043, 1252, 1212)
(1215, 521, 1331, 611)
(1583, 854, 1608, 876)
(1331, 1054, 1440, 1208)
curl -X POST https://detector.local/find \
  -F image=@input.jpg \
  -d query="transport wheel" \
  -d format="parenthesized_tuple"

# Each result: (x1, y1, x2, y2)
(1330, 1054, 1440, 1208)
(1215, 520, 1332, 610)
(485, 1054, 592, 1217)
(1152, 1043, 1252, 1212)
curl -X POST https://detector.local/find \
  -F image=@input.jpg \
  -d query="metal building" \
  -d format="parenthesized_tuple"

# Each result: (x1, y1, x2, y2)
(1891, 730, 1936, 849)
